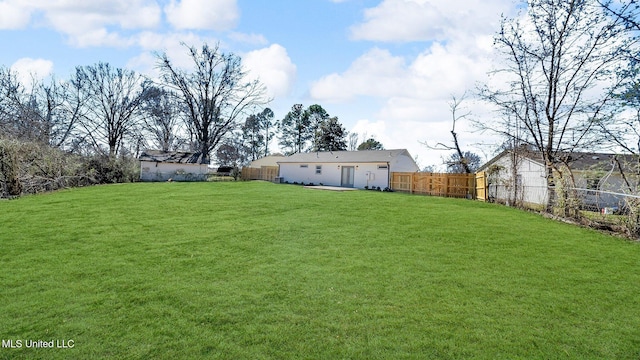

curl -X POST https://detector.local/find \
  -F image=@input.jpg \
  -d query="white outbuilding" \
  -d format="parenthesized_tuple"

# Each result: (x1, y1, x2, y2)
(139, 150, 209, 181)
(277, 149, 419, 189)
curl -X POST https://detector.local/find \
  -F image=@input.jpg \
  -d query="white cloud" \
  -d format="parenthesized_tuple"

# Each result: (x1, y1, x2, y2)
(243, 44, 297, 98)
(10, 58, 54, 86)
(165, 0, 239, 31)
(0, 1, 32, 29)
(310, 33, 503, 167)
(350, 0, 514, 43)
(0, 0, 162, 47)
(310, 40, 491, 106)
(350, 119, 387, 144)
(228, 32, 268, 46)
(310, 48, 409, 102)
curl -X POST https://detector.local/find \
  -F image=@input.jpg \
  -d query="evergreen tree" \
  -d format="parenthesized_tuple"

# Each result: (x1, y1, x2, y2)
(316, 117, 347, 151)
(357, 138, 384, 150)
(257, 108, 275, 157)
(278, 104, 311, 154)
(307, 104, 330, 151)
(242, 114, 263, 161)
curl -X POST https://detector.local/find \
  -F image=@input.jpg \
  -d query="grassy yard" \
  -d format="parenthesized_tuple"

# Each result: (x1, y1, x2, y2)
(1, 181, 639, 359)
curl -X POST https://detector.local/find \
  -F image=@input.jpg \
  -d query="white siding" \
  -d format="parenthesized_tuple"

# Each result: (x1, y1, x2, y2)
(390, 153, 420, 173)
(140, 161, 209, 181)
(488, 155, 547, 206)
(279, 162, 391, 189)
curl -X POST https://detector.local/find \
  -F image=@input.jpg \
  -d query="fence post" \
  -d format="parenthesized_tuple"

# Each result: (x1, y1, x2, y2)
(410, 172, 414, 194)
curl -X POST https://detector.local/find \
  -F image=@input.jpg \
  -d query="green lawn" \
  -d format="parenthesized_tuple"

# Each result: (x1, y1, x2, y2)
(1, 181, 640, 359)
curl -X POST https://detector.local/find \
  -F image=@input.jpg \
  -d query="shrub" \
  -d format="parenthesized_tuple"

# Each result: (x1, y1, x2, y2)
(82, 155, 139, 184)
(0, 138, 142, 198)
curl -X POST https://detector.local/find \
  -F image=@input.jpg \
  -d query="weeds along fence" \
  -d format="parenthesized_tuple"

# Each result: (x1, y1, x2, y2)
(241, 166, 279, 182)
(390, 172, 476, 198)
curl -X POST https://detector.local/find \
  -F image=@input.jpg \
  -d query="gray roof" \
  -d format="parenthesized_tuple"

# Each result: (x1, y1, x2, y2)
(277, 149, 414, 164)
(139, 150, 208, 164)
(248, 155, 286, 168)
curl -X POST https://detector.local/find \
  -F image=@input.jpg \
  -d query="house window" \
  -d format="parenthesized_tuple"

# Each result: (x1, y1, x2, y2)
(315, 165, 322, 174)
(300, 164, 308, 168)
(377, 165, 388, 170)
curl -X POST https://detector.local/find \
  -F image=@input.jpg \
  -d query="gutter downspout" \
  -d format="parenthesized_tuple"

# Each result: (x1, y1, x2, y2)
(387, 161, 391, 190)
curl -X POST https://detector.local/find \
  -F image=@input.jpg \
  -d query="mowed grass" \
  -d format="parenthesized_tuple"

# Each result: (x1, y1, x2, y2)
(1, 182, 640, 359)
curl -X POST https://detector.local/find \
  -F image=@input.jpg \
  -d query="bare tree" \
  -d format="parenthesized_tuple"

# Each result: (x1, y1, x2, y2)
(478, 0, 638, 209)
(156, 43, 268, 164)
(423, 94, 476, 173)
(445, 151, 482, 173)
(348, 132, 359, 151)
(73, 62, 146, 157)
(0, 67, 84, 149)
(139, 84, 184, 151)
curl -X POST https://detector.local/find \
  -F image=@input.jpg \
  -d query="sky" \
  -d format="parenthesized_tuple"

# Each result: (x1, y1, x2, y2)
(0, 0, 520, 169)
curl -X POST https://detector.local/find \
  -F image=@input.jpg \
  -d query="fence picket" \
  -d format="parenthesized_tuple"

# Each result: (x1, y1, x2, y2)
(391, 172, 475, 199)
(241, 166, 279, 182)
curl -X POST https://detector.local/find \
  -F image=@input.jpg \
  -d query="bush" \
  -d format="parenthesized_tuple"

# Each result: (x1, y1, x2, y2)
(0, 138, 140, 198)
(82, 155, 139, 184)
(0, 139, 96, 198)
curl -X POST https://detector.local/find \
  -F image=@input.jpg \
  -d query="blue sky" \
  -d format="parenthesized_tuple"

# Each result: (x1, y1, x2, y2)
(0, 0, 517, 168)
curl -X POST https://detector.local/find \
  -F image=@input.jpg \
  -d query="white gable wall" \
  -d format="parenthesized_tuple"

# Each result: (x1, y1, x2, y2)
(487, 154, 548, 206)
(390, 151, 421, 172)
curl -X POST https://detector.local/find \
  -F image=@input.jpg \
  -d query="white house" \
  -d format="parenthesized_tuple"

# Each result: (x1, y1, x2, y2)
(277, 149, 420, 189)
(139, 150, 209, 182)
(478, 150, 639, 210)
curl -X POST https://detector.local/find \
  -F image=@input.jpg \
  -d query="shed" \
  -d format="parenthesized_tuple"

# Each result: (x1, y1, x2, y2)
(277, 149, 419, 189)
(139, 150, 209, 182)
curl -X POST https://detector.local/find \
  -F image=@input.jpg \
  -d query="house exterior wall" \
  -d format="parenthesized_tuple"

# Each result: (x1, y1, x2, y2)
(389, 153, 421, 173)
(278, 162, 391, 189)
(140, 161, 209, 181)
(487, 155, 548, 206)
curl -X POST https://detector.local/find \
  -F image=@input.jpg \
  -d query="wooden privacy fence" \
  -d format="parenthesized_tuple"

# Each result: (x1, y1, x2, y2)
(241, 166, 279, 182)
(390, 172, 476, 199)
(475, 171, 487, 202)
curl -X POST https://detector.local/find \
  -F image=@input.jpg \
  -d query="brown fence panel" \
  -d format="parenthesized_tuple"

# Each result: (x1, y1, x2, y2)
(475, 171, 487, 202)
(241, 166, 279, 181)
(391, 172, 475, 199)
(390, 172, 413, 192)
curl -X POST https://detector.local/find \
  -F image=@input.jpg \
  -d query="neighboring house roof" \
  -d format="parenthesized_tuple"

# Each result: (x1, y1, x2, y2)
(277, 149, 416, 164)
(248, 155, 286, 168)
(139, 150, 208, 164)
(478, 149, 638, 173)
